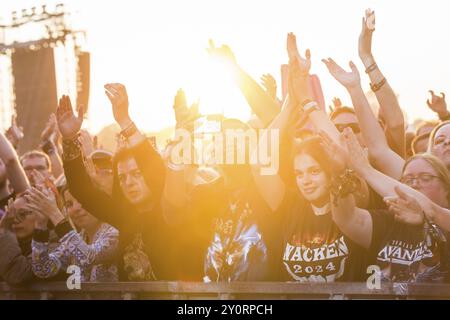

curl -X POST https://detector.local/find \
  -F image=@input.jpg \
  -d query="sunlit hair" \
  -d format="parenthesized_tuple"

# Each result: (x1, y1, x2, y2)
(416, 120, 439, 136)
(411, 133, 430, 155)
(329, 106, 355, 121)
(292, 136, 333, 178)
(427, 120, 450, 153)
(402, 153, 450, 204)
(283, 136, 333, 243)
(55, 184, 78, 231)
(20, 150, 51, 170)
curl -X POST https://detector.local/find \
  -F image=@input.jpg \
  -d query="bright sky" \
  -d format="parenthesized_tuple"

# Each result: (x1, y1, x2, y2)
(1, 0, 450, 133)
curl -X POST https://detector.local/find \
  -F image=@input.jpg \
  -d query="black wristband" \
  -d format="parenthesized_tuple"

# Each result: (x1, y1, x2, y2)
(54, 220, 73, 239)
(33, 229, 50, 243)
(62, 134, 82, 161)
(120, 122, 138, 139)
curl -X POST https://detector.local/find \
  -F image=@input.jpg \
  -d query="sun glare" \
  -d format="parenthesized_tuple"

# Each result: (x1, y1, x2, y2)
(183, 54, 251, 122)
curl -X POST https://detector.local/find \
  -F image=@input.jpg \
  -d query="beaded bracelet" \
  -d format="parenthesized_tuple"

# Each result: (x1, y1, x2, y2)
(330, 169, 361, 206)
(370, 77, 387, 92)
(62, 134, 82, 161)
(365, 62, 378, 74)
(120, 122, 138, 139)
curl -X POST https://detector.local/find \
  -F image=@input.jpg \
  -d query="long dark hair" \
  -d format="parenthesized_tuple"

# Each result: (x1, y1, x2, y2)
(283, 136, 333, 240)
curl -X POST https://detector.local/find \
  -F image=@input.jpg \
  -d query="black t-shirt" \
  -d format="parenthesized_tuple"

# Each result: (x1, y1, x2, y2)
(370, 210, 446, 282)
(275, 192, 367, 282)
(368, 187, 386, 211)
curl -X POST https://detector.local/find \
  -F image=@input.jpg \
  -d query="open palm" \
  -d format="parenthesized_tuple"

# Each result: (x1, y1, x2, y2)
(286, 32, 311, 76)
(56, 95, 84, 140)
(322, 58, 361, 89)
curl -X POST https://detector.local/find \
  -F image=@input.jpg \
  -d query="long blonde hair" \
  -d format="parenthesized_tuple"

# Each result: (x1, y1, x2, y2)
(402, 153, 450, 206)
(427, 121, 450, 153)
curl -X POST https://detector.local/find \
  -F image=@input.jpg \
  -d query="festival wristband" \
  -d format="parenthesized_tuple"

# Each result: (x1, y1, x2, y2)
(62, 134, 82, 161)
(120, 122, 138, 139)
(370, 78, 387, 92)
(32, 228, 49, 243)
(365, 62, 378, 74)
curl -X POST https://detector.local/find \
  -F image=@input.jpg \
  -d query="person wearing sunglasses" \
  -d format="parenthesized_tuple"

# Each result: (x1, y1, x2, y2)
(330, 107, 364, 147)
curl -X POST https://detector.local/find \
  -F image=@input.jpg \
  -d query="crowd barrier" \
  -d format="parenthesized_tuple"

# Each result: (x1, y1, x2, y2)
(1, 281, 450, 300)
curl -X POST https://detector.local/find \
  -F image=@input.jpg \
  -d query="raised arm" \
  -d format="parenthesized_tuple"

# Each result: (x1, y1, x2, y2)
(260, 73, 282, 105)
(251, 33, 317, 213)
(341, 127, 450, 232)
(322, 58, 404, 179)
(207, 40, 280, 127)
(0, 132, 29, 194)
(251, 97, 294, 212)
(56, 95, 123, 227)
(40, 114, 64, 180)
(427, 91, 450, 122)
(284, 33, 341, 145)
(331, 192, 373, 250)
(358, 9, 405, 157)
(104, 83, 166, 205)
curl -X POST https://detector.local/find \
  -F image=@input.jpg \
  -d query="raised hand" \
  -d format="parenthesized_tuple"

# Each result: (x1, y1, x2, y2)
(342, 127, 370, 175)
(332, 97, 343, 109)
(5, 115, 24, 148)
(23, 186, 64, 226)
(260, 74, 278, 100)
(207, 39, 237, 66)
(427, 90, 448, 118)
(286, 32, 311, 76)
(173, 89, 201, 130)
(358, 8, 376, 62)
(322, 59, 361, 90)
(41, 113, 57, 142)
(384, 186, 424, 226)
(319, 130, 348, 173)
(104, 83, 131, 129)
(56, 95, 84, 140)
(286, 33, 312, 105)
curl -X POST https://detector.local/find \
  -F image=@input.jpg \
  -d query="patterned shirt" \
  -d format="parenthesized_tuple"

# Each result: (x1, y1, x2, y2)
(32, 223, 119, 282)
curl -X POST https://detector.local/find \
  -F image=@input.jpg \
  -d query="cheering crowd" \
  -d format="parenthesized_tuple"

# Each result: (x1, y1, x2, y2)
(1, 9, 450, 288)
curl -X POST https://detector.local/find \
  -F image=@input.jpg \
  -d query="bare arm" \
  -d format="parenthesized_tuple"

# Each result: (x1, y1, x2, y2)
(208, 41, 280, 127)
(331, 193, 373, 250)
(359, 9, 405, 157)
(251, 97, 294, 212)
(342, 127, 443, 224)
(322, 58, 404, 179)
(0, 133, 29, 194)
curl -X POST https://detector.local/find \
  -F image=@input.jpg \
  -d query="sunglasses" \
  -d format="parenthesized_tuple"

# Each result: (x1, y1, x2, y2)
(335, 123, 361, 134)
